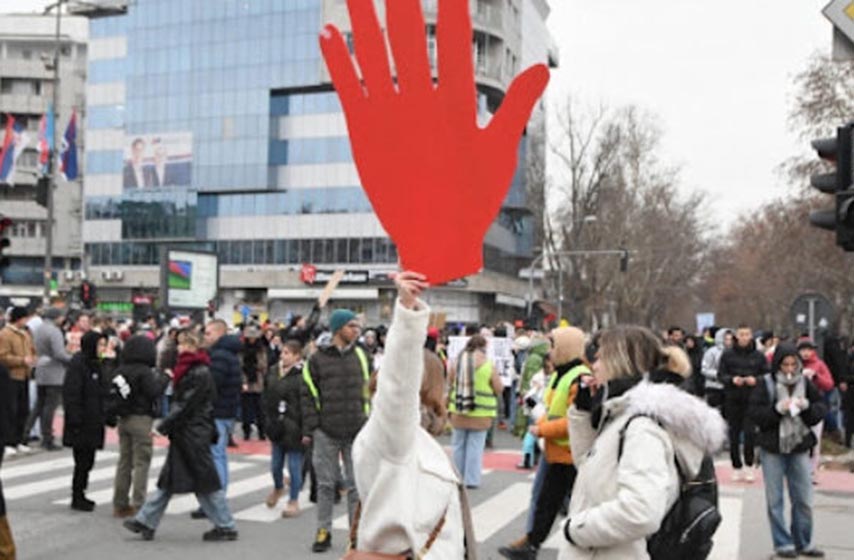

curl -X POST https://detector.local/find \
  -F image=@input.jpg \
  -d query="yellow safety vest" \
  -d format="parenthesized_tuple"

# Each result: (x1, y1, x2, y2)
(543, 363, 589, 447)
(449, 358, 498, 418)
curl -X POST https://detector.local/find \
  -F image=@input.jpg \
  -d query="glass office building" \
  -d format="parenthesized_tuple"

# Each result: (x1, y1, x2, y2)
(81, 0, 557, 323)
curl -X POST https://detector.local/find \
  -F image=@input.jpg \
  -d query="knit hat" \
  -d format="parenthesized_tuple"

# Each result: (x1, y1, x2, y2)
(551, 326, 585, 366)
(329, 309, 357, 334)
(796, 337, 817, 351)
(9, 306, 29, 323)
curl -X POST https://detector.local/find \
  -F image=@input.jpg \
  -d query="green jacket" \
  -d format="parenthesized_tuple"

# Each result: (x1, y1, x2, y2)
(513, 338, 551, 437)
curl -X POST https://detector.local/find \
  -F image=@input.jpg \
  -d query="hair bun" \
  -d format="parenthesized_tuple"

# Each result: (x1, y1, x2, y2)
(661, 345, 692, 378)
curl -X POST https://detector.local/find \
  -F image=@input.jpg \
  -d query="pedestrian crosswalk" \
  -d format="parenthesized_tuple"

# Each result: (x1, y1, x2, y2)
(1, 447, 746, 557)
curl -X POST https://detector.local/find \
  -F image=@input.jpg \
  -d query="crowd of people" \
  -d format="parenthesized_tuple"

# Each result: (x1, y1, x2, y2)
(1, 289, 853, 558)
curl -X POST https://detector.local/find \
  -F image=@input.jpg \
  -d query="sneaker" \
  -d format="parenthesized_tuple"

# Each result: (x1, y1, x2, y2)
(202, 527, 239, 542)
(42, 442, 62, 452)
(731, 468, 743, 482)
(498, 541, 538, 560)
(799, 549, 825, 557)
(312, 528, 332, 552)
(775, 550, 797, 558)
(265, 488, 285, 508)
(123, 519, 155, 541)
(5, 446, 16, 457)
(190, 508, 208, 520)
(16, 444, 31, 454)
(745, 468, 755, 483)
(281, 500, 300, 518)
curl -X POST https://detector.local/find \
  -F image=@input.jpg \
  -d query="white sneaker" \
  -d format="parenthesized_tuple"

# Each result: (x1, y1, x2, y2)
(5, 446, 17, 457)
(745, 468, 755, 483)
(16, 444, 31, 454)
(731, 468, 743, 482)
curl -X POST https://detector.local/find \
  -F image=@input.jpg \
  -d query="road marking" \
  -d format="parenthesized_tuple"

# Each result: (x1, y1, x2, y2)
(52, 461, 253, 506)
(233, 487, 315, 522)
(472, 482, 532, 542)
(167, 472, 275, 514)
(6, 456, 165, 501)
(709, 492, 743, 560)
(1, 451, 118, 481)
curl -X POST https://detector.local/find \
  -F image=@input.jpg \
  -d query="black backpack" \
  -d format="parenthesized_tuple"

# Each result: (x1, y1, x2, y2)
(104, 372, 133, 427)
(617, 413, 721, 560)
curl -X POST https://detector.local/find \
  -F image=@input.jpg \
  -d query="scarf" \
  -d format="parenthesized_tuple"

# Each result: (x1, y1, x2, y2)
(173, 350, 211, 388)
(455, 350, 479, 413)
(775, 372, 812, 454)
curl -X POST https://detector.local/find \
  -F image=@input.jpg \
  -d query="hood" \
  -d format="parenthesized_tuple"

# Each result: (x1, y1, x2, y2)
(551, 327, 585, 366)
(80, 331, 106, 362)
(605, 381, 727, 477)
(213, 334, 242, 353)
(713, 328, 730, 349)
(771, 342, 800, 374)
(121, 334, 156, 367)
(528, 337, 550, 358)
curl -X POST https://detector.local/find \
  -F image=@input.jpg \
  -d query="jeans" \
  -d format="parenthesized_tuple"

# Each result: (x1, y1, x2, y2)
(810, 421, 824, 474)
(451, 428, 488, 488)
(526, 455, 548, 534)
(760, 450, 814, 553)
(72, 447, 96, 500)
(113, 415, 154, 509)
(313, 429, 357, 532)
(24, 385, 62, 446)
(136, 487, 235, 531)
(211, 418, 234, 488)
(271, 443, 304, 502)
(824, 389, 841, 432)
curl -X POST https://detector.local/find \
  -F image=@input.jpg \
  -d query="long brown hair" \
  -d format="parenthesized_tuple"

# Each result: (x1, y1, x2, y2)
(597, 325, 691, 382)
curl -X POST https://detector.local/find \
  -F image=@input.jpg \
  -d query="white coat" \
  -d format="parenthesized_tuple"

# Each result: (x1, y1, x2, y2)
(353, 299, 466, 558)
(559, 380, 727, 560)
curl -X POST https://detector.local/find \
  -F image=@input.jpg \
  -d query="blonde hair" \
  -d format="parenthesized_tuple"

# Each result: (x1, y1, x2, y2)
(597, 326, 691, 382)
(177, 329, 202, 350)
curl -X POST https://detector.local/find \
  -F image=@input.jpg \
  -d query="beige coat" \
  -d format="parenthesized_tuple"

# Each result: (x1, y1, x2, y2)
(0, 325, 35, 381)
(559, 381, 727, 560)
(353, 299, 466, 558)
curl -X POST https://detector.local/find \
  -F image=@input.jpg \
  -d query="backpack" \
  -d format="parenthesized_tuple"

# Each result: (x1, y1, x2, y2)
(617, 413, 721, 560)
(104, 372, 133, 427)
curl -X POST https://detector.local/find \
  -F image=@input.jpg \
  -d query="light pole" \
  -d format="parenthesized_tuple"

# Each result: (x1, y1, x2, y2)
(42, 0, 64, 306)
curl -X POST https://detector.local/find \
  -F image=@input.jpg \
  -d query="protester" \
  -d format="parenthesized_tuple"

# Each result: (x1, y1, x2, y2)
(796, 339, 834, 477)
(513, 337, 551, 438)
(516, 352, 551, 470)
(262, 340, 304, 518)
(0, 307, 36, 456)
(448, 334, 503, 489)
(350, 271, 473, 558)
(701, 327, 731, 411)
(123, 330, 238, 542)
(718, 325, 767, 482)
(111, 335, 170, 518)
(62, 331, 108, 512)
(0, 361, 15, 559)
(500, 327, 590, 559)
(559, 326, 727, 560)
(25, 308, 72, 451)
(749, 344, 827, 558)
(240, 324, 268, 441)
(300, 308, 369, 552)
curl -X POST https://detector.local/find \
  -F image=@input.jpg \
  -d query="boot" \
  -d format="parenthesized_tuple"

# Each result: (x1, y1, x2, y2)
(498, 537, 538, 560)
(265, 488, 285, 508)
(516, 453, 532, 470)
(0, 515, 15, 560)
(70, 495, 95, 512)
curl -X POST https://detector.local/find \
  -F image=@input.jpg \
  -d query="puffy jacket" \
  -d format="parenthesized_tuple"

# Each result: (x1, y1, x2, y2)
(33, 320, 72, 386)
(62, 332, 107, 449)
(353, 299, 466, 558)
(0, 325, 35, 382)
(301, 342, 369, 440)
(749, 373, 827, 455)
(111, 335, 169, 418)
(800, 354, 834, 394)
(561, 380, 727, 560)
(700, 328, 729, 391)
(208, 334, 242, 419)
(157, 358, 220, 495)
(718, 341, 768, 402)
(262, 363, 304, 451)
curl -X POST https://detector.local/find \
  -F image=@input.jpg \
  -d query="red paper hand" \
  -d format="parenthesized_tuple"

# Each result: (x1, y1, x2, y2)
(320, 0, 549, 285)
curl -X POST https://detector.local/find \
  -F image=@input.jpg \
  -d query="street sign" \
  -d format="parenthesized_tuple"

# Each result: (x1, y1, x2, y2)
(790, 292, 836, 346)
(823, 1, 854, 60)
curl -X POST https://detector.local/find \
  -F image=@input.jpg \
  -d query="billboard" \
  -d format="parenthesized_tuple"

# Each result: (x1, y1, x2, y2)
(123, 132, 192, 189)
(160, 249, 218, 310)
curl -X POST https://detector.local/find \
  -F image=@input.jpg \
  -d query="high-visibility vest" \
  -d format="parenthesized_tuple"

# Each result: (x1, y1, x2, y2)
(449, 358, 498, 418)
(544, 363, 589, 447)
(302, 346, 372, 416)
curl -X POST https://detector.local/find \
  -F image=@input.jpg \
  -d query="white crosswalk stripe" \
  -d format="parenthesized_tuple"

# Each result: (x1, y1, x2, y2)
(167, 472, 275, 514)
(1, 451, 118, 482)
(233, 487, 315, 522)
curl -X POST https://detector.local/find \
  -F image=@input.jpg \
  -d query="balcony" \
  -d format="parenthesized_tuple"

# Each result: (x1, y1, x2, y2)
(421, 0, 506, 38)
(0, 93, 49, 115)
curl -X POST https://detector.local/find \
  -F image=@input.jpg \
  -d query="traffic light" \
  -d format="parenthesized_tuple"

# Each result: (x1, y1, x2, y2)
(80, 280, 96, 309)
(0, 215, 11, 272)
(619, 248, 629, 273)
(809, 123, 854, 250)
(35, 176, 49, 208)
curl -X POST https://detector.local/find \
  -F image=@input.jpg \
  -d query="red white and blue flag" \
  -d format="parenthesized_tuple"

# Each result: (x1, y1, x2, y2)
(37, 106, 54, 174)
(0, 115, 29, 185)
(60, 109, 78, 181)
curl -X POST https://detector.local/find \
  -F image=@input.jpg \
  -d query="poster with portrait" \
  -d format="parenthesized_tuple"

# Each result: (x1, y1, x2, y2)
(447, 336, 516, 385)
(123, 132, 192, 190)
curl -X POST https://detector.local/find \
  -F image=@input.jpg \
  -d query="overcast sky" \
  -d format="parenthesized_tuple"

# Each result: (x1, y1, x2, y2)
(2, 0, 836, 230)
(546, 1, 832, 230)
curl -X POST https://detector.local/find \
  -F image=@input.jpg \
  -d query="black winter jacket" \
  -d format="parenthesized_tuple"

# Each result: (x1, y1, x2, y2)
(718, 341, 768, 402)
(301, 343, 368, 440)
(209, 335, 242, 419)
(0, 363, 13, 448)
(157, 360, 220, 495)
(62, 332, 107, 449)
(749, 373, 827, 454)
(111, 335, 169, 418)
(263, 364, 304, 450)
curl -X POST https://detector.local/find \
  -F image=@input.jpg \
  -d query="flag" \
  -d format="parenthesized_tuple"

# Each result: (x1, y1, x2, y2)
(0, 116, 28, 185)
(38, 106, 54, 174)
(60, 110, 78, 181)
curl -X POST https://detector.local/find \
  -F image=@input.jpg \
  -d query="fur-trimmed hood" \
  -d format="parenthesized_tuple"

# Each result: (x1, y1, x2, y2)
(602, 380, 727, 477)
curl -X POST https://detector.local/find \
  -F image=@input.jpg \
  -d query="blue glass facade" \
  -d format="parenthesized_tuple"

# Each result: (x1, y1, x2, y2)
(83, 0, 534, 274)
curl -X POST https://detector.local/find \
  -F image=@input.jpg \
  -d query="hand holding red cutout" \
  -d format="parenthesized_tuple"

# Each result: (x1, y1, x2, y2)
(320, 0, 549, 285)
